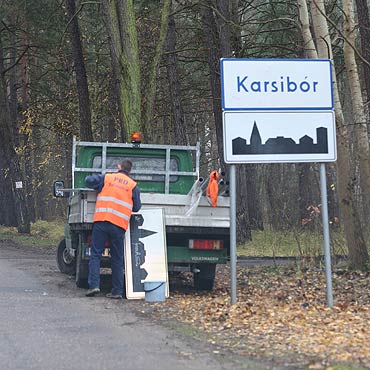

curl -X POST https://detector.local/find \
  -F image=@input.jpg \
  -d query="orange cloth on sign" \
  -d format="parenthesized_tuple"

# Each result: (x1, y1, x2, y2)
(206, 170, 219, 207)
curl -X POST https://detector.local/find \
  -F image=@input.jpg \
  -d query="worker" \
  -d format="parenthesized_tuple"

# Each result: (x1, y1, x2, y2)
(84, 159, 141, 299)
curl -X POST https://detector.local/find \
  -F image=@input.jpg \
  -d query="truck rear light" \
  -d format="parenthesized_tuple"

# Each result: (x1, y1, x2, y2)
(189, 239, 224, 250)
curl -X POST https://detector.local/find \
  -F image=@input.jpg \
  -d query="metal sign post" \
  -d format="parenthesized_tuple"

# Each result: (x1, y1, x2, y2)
(320, 163, 334, 307)
(229, 165, 237, 305)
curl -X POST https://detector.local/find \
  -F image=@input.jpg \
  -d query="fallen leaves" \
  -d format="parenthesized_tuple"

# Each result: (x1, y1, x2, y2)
(149, 264, 370, 368)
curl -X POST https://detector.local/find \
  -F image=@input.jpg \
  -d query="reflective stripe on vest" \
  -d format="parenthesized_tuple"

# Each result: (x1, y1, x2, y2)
(94, 207, 131, 222)
(96, 196, 133, 211)
(93, 172, 136, 229)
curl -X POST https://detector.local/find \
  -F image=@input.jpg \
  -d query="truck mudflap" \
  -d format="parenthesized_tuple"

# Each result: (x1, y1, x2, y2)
(194, 264, 216, 291)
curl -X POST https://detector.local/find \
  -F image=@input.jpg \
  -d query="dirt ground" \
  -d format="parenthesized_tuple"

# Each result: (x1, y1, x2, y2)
(139, 263, 370, 370)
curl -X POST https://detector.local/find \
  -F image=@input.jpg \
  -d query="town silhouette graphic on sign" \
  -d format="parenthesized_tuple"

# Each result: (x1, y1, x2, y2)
(232, 121, 328, 155)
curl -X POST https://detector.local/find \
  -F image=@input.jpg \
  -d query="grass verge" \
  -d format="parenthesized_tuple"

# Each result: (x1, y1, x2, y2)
(0, 220, 64, 248)
(238, 229, 348, 258)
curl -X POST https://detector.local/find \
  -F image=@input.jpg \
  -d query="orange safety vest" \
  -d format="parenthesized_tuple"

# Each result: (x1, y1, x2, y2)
(93, 172, 137, 230)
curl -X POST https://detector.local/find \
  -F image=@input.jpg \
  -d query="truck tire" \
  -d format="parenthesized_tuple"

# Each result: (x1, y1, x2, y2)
(56, 239, 76, 276)
(194, 264, 216, 291)
(76, 245, 89, 288)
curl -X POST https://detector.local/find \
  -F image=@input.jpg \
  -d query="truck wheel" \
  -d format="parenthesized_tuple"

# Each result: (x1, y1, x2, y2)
(56, 239, 76, 275)
(76, 246, 89, 288)
(194, 264, 216, 291)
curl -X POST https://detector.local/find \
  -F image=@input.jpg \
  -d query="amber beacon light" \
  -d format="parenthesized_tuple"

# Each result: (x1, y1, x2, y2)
(131, 132, 142, 144)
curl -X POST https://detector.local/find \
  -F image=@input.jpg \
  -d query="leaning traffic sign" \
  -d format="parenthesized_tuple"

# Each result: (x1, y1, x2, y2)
(125, 208, 169, 300)
(221, 58, 333, 111)
(223, 111, 337, 163)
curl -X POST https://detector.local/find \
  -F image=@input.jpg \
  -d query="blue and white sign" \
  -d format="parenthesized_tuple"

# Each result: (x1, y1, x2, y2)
(221, 59, 333, 111)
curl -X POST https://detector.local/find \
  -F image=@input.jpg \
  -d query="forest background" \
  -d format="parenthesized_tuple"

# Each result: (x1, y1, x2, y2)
(0, 0, 370, 269)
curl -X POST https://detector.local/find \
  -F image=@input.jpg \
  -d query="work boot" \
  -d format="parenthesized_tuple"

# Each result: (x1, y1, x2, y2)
(86, 287, 100, 297)
(106, 292, 122, 299)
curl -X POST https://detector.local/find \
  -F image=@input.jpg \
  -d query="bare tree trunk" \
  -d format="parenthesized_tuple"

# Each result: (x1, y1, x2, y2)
(355, 0, 370, 106)
(201, 1, 252, 241)
(2, 17, 22, 226)
(298, 163, 314, 226)
(297, 0, 318, 59)
(8, 17, 18, 145)
(326, 163, 339, 226)
(230, 0, 242, 57)
(165, 1, 187, 145)
(216, 0, 232, 58)
(102, 0, 141, 138)
(237, 165, 252, 241)
(142, 0, 170, 140)
(19, 18, 36, 223)
(107, 26, 126, 142)
(298, 0, 320, 229)
(310, 0, 369, 268)
(66, 0, 93, 141)
(0, 36, 30, 233)
(246, 164, 263, 230)
(226, 0, 262, 232)
(200, 4, 226, 172)
(343, 0, 370, 229)
(0, 150, 17, 226)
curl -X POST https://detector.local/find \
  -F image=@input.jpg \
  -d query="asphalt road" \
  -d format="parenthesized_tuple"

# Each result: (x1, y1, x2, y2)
(0, 241, 270, 370)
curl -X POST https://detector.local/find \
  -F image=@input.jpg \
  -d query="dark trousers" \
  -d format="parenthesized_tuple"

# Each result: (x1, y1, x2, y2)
(88, 221, 125, 295)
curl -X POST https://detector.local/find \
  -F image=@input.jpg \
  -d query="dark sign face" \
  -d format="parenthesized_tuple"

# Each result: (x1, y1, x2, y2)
(129, 214, 157, 292)
(124, 209, 167, 299)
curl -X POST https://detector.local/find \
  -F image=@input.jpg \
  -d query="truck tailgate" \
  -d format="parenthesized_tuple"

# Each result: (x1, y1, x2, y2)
(68, 190, 230, 229)
(140, 193, 230, 229)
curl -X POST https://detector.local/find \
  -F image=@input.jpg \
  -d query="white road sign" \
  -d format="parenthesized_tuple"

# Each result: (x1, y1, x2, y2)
(223, 111, 336, 163)
(221, 59, 333, 110)
(125, 208, 168, 299)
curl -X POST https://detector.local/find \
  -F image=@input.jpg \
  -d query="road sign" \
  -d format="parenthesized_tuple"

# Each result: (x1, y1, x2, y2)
(223, 111, 336, 163)
(221, 58, 336, 306)
(125, 208, 168, 299)
(221, 58, 333, 110)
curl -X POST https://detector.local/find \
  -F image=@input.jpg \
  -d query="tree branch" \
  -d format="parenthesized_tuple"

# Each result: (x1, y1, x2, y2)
(60, 1, 100, 45)
(2, 45, 29, 75)
(311, 0, 370, 68)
